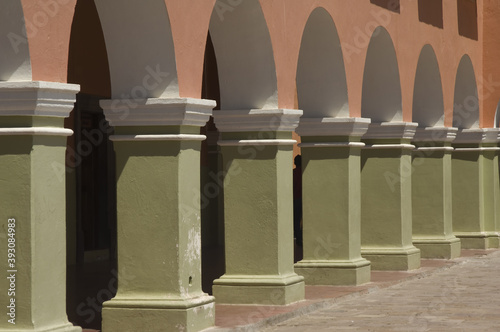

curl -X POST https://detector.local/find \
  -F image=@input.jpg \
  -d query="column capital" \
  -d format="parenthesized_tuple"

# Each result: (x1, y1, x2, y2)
(454, 128, 500, 144)
(482, 128, 500, 144)
(212, 108, 302, 132)
(363, 122, 418, 140)
(0, 81, 79, 118)
(101, 97, 216, 127)
(413, 127, 458, 143)
(296, 117, 371, 137)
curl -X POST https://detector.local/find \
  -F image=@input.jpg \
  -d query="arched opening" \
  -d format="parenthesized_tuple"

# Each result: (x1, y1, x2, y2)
(198, 0, 280, 293)
(200, 32, 224, 295)
(412, 45, 445, 127)
(453, 55, 479, 129)
(209, 0, 278, 110)
(94, 0, 178, 99)
(0, 2, 32, 81)
(296, 7, 349, 118)
(66, 0, 114, 329)
(361, 27, 402, 123)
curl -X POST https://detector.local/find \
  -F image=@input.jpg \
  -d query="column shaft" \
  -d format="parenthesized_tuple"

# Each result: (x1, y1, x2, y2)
(0, 82, 81, 332)
(412, 128, 461, 258)
(294, 118, 371, 285)
(452, 129, 500, 249)
(212, 109, 305, 305)
(100, 98, 216, 332)
(361, 122, 421, 271)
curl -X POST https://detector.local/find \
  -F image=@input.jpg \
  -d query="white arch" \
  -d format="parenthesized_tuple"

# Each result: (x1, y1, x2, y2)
(361, 27, 402, 123)
(94, 0, 178, 99)
(209, 0, 278, 110)
(296, 7, 348, 118)
(494, 100, 500, 128)
(0, 2, 32, 81)
(412, 45, 445, 127)
(453, 55, 479, 129)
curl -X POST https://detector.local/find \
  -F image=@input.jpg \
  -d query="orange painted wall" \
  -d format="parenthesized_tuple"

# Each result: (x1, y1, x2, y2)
(23, 0, 492, 126)
(21, 0, 77, 83)
(480, 0, 500, 127)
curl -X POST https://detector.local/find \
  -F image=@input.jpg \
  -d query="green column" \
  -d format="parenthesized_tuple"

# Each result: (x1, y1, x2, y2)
(212, 109, 305, 305)
(100, 98, 216, 332)
(452, 129, 499, 249)
(412, 128, 461, 259)
(361, 122, 421, 271)
(493, 130, 500, 247)
(0, 82, 81, 332)
(294, 118, 371, 285)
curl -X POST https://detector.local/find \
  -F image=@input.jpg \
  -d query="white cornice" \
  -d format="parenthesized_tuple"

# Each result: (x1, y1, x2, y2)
(413, 127, 458, 143)
(363, 122, 418, 140)
(110, 134, 207, 142)
(296, 117, 371, 137)
(101, 98, 216, 127)
(299, 142, 366, 148)
(218, 139, 297, 146)
(213, 109, 303, 132)
(0, 81, 79, 118)
(0, 127, 73, 137)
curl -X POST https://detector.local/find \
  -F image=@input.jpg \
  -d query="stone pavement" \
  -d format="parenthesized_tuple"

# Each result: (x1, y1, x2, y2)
(81, 249, 500, 332)
(260, 250, 500, 332)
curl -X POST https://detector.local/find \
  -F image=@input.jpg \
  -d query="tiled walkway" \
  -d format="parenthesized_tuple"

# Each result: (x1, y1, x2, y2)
(260, 249, 500, 332)
(81, 249, 498, 332)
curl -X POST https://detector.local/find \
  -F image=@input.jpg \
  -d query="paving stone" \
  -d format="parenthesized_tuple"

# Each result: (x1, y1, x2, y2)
(263, 250, 500, 332)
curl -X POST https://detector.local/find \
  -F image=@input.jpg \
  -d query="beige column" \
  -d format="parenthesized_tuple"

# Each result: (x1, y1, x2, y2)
(100, 98, 216, 332)
(412, 127, 461, 259)
(452, 129, 500, 248)
(294, 118, 371, 285)
(212, 109, 305, 305)
(0, 82, 81, 332)
(361, 122, 421, 271)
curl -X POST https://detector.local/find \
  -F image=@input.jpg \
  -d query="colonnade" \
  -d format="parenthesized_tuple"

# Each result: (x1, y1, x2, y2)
(1, 83, 498, 332)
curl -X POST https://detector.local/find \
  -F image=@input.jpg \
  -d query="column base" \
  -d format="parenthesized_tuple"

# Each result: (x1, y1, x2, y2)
(102, 295, 215, 332)
(413, 237, 462, 259)
(212, 274, 305, 305)
(455, 232, 500, 249)
(361, 247, 421, 271)
(294, 258, 371, 285)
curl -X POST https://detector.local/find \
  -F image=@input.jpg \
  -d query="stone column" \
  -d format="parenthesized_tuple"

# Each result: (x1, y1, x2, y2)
(412, 127, 461, 259)
(452, 129, 500, 249)
(0, 82, 81, 332)
(493, 130, 500, 247)
(100, 98, 216, 332)
(212, 109, 305, 305)
(294, 118, 371, 285)
(361, 122, 421, 271)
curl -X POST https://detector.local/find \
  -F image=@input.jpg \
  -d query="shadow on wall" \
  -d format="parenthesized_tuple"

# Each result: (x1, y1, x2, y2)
(370, 0, 400, 13)
(418, 0, 443, 29)
(457, 0, 478, 40)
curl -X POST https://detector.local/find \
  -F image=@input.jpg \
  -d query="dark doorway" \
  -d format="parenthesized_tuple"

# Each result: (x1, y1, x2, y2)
(200, 32, 226, 295)
(66, 0, 116, 330)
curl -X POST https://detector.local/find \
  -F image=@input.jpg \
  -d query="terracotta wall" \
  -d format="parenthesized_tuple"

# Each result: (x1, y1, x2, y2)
(21, 0, 494, 126)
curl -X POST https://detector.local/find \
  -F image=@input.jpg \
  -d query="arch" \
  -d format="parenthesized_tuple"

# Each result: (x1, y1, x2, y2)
(412, 45, 445, 127)
(209, 0, 278, 110)
(494, 101, 500, 128)
(361, 27, 402, 123)
(453, 55, 479, 129)
(94, 0, 178, 99)
(296, 7, 348, 118)
(0, 2, 32, 81)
